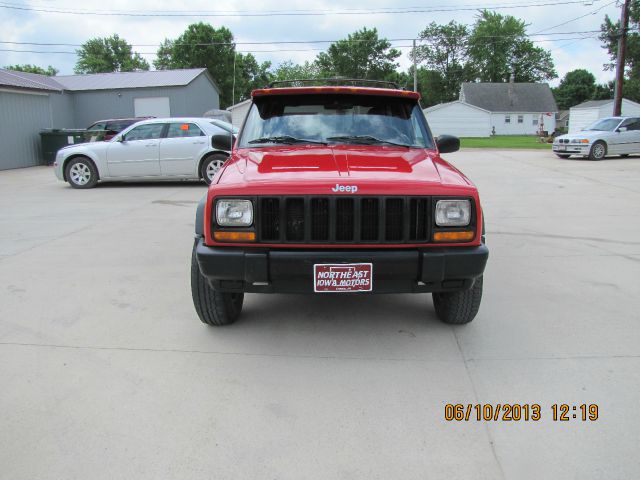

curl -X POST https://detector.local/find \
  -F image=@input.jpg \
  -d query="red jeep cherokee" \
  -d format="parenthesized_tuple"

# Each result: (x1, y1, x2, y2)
(191, 80, 488, 326)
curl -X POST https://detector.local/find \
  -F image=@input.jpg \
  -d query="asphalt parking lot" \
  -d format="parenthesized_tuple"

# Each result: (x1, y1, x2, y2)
(1, 150, 639, 479)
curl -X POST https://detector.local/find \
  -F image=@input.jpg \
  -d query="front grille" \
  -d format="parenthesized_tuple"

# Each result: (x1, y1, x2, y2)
(285, 198, 305, 241)
(336, 198, 354, 241)
(258, 196, 432, 244)
(385, 199, 404, 241)
(260, 198, 280, 241)
(311, 198, 329, 241)
(360, 198, 379, 241)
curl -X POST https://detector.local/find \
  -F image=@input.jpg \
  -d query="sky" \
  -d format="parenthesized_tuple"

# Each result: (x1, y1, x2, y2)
(0, 0, 624, 87)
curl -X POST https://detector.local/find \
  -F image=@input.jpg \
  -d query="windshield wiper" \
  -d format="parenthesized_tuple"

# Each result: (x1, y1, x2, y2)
(247, 135, 327, 145)
(326, 135, 412, 148)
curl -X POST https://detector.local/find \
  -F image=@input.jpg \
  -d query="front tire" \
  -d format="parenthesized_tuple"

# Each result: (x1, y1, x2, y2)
(191, 240, 243, 326)
(65, 157, 98, 189)
(432, 276, 483, 325)
(588, 141, 607, 160)
(201, 154, 228, 185)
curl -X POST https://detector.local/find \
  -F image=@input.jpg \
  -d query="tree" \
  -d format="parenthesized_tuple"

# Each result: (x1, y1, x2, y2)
(3, 64, 58, 76)
(315, 27, 401, 80)
(75, 34, 149, 74)
(415, 68, 448, 107)
(234, 53, 272, 102)
(388, 68, 448, 107)
(467, 10, 556, 83)
(593, 82, 614, 100)
(600, 1, 640, 76)
(271, 60, 320, 83)
(600, 1, 640, 101)
(154, 23, 249, 107)
(415, 21, 474, 102)
(553, 69, 597, 109)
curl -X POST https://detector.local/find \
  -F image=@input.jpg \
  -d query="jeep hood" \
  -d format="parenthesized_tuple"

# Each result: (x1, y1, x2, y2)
(217, 146, 472, 191)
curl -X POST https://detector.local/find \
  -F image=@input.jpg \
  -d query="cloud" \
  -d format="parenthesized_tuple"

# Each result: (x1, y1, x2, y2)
(552, 39, 616, 86)
(0, 0, 622, 86)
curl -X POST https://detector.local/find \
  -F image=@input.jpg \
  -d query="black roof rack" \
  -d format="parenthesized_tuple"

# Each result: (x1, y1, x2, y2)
(267, 78, 401, 89)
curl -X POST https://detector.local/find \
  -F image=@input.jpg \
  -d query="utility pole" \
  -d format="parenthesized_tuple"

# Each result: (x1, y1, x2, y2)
(413, 39, 418, 92)
(613, 0, 631, 116)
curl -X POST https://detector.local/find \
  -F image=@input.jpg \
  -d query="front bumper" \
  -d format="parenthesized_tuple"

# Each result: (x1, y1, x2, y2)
(195, 238, 489, 294)
(552, 143, 590, 155)
(53, 154, 64, 180)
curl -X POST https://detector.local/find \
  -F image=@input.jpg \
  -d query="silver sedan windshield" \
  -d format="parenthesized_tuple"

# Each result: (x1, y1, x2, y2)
(585, 118, 622, 131)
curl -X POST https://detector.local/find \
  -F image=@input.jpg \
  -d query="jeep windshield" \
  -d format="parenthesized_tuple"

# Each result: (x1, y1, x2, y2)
(239, 94, 434, 149)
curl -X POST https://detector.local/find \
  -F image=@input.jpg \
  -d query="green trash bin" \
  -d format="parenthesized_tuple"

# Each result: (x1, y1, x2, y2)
(40, 129, 88, 165)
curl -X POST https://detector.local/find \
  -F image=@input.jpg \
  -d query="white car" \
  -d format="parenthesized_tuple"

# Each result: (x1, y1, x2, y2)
(552, 116, 640, 160)
(53, 117, 233, 188)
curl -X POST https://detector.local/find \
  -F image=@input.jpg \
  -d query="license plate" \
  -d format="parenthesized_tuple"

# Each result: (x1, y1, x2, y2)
(314, 263, 372, 292)
(558, 145, 566, 151)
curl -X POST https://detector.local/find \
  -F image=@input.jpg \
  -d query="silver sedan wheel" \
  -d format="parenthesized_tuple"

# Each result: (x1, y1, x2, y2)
(591, 142, 606, 160)
(206, 158, 226, 181)
(69, 162, 91, 185)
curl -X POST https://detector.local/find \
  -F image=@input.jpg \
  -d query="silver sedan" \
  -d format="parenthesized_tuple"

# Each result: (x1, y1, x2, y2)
(54, 117, 233, 188)
(553, 116, 640, 160)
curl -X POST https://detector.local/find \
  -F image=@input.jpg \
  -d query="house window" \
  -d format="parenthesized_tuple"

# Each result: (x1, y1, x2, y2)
(505, 115, 511, 124)
(533, 118, 538, 126)
(518, 115, 524, 124)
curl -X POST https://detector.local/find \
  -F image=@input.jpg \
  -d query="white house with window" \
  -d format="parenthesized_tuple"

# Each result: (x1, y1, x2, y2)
(425, 82, 558, 137)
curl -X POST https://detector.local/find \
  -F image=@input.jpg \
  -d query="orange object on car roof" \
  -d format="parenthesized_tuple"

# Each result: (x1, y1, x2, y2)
(252, 86, 420, 100)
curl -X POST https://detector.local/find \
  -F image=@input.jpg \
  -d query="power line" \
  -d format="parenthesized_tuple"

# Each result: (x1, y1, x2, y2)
(0, 30, 616, 49)
(0, 0, 607, 14)
(0, 0, 606, 17)
(0, 0, 538, 14)
(531, 0, 616, 35)
(0, 36, 607, 56)
(0, 33, 612, 56)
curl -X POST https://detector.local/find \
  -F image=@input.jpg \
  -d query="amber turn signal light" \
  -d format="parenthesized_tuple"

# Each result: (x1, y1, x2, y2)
(433, 231, 475, 242)
(214, 231, 256, 242)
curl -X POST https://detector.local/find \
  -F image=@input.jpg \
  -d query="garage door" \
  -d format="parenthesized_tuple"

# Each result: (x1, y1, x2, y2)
(134, 97, 170, 118)
(425, 102, 491, 137)
(569, 109, 597, 133)
(0, 90, 51, 170)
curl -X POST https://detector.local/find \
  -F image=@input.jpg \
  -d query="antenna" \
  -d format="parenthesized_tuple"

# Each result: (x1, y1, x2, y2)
(231, 44, 237, 152)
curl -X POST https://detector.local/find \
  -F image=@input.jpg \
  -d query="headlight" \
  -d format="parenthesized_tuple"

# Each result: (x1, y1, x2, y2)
(216, 199, 253, 226)
(435, 199, 471, 226)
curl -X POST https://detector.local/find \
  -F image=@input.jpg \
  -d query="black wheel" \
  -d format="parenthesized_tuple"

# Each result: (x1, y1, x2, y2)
(65, 157, 98, 189)
(201, 154, 228, 185)
(555, 154, 570, 159)
(432, 276, 483, 325)
(191, 240, 243, 325)
(588, 141, 607, 160)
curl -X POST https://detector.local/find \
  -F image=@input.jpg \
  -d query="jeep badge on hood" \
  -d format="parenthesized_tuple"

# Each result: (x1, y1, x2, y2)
(332, 184, 358, 193)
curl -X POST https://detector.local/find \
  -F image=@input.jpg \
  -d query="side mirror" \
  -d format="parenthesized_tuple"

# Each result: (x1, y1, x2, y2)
(436, 135, 460, 154)
(212, 132, 235, 151)
(618, 126, 628, 132)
